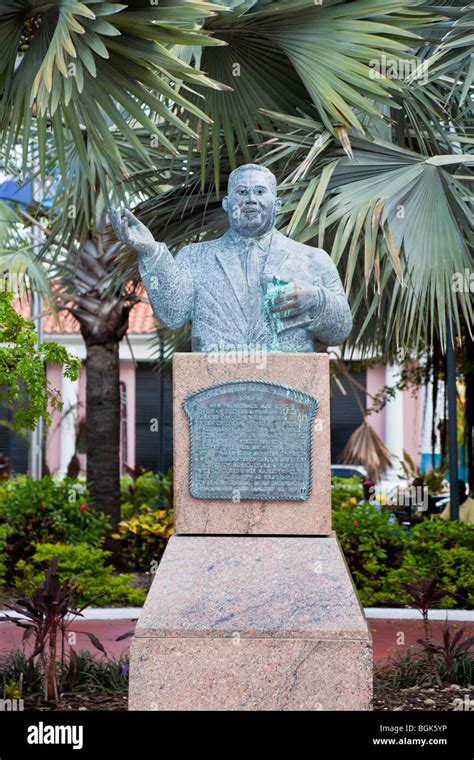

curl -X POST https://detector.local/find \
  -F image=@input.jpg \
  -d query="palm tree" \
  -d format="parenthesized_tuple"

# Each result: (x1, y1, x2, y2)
(134, 0, 472, 477)
(0, 0, 226, 532)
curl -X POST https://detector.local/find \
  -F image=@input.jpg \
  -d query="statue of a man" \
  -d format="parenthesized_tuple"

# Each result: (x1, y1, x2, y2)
(110, 164, 352, 351)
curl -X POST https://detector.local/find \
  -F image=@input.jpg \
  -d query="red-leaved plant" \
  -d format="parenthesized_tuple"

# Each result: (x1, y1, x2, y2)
(0, 556, 106, 702)
(418, 627, 474, 678)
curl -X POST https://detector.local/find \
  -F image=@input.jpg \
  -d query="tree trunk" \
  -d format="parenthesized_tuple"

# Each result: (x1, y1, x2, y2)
(84, 340, 121, 537)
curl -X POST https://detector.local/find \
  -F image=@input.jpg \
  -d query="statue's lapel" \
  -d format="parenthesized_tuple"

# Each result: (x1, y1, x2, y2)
(263, 230, 292, 281)
(215, 233, 250, 324)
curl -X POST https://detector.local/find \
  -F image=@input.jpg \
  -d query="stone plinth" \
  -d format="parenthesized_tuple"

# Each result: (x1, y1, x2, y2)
(129, 535, 373, 711)
(173, 352, 331, 535)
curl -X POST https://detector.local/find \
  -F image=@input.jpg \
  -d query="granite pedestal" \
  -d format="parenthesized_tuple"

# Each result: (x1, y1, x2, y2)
(129, 354, 373, 711)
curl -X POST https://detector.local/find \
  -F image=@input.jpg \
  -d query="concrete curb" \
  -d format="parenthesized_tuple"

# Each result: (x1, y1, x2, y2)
(364, 608, 474, 622)
(1, 607, 473, 621)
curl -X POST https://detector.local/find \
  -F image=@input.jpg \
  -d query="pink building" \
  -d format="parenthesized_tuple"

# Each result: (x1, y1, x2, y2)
(1, 302, 428, 477)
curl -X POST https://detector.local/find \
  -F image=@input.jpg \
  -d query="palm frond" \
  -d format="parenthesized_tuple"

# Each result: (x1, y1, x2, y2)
(341, 419, 393, 481)
(0, 0, 226, 183)
(180, 0, 429, 190)
(259, 116, 473, 354)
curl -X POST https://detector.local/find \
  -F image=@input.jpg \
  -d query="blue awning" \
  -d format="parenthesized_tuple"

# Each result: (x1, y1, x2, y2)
(0, 178, 33, 207)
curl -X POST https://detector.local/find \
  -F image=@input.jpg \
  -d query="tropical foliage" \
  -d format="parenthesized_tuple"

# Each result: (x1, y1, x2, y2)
(0, 0, 472, 521)
(0, 290, 80, 430)
(0, 475, 109, 582)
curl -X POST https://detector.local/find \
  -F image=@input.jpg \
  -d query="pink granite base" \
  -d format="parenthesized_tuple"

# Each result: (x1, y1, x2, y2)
(173, 352, 332, 535)
(130, 638, 372, 711)
(129, 535, 373, 711)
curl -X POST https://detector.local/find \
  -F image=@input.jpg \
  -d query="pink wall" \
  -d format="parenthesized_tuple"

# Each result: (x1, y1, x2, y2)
(403, 383, 422, 469)
(45, 362, 136, 475)
(366, 364, 385, 439)
(120, 361, 136, 469)
(366, 362, 422, 470)
(45, 364, 63, 472)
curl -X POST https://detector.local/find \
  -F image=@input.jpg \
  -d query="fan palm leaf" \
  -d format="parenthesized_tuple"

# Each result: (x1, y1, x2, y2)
(0, 0, 227, 183)
(179, 0, 429, 190)
(258, 115, 473, 354)
(425, 2, 474, 104)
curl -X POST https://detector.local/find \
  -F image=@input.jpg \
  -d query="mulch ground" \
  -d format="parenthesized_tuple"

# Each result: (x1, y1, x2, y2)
(374, 683, 473, 711)
(24, 691, 128, 711)
(18, 684, 473, 711)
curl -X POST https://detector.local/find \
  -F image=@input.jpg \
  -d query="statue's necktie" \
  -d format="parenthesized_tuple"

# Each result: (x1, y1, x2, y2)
(243, 240, 265, 339)
(244, 241, 261, 291)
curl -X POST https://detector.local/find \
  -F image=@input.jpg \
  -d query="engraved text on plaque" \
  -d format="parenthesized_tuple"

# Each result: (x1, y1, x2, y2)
(183, 380, 319, 500)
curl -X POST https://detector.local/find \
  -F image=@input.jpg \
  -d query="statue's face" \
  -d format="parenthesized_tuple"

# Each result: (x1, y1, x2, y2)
(223, 169, 281, 238)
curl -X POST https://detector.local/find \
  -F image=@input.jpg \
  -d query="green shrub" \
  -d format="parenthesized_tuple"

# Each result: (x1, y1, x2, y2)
(120, 469, 173, 519)
(117, 469, 174, 570)
(375, 647, 473, 689)
(384, 520, 474, 609)
(112, 507, 174, 572)
(0, 476, 110, 580)
(331, 476, 364, 510)
(333, 502, 405, 607)
(334, 502, 474, 608)
(15, 543, 146, 607)
(0, 650, 43, 695)
(0, 649, 129, 697)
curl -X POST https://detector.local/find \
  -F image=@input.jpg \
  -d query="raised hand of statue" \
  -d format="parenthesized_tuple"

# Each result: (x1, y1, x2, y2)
(109, 208, 158, 259)
(269, 282, 322, 320)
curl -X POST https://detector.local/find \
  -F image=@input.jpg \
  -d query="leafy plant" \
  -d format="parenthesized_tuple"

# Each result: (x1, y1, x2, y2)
(0, 649, 43, 696)
(0, 0, 223, 197)
(333, 502, 474, 609)
(419, 628, 474, 680)
(398, 570, 453, 646)
(15, 543, 146, 607)
(0, 475, 110, 580)
(333, 501, 404, 606)
(181, 0, 427, 187)
(400, 450, 447, 495)
(61, 650, 129, 694)
(331, 476, 364, 511)
(120, 468, 173, 519)
(0, 524, 7, 590)
(113, 506, 174, 572)
(0, 556, 105, 702)
(375, 647, 473, 689)
(0, 291, 80, 431)
(0, 649, 129, 698)
(387, 521, 474, 609)
(115, 469, 174, 570)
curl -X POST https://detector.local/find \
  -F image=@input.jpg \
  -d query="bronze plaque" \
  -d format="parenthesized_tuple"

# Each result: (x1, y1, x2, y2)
(183, 380, 318, 500)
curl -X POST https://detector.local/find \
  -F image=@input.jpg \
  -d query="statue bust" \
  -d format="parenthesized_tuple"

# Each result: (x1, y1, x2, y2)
(110, 164, 352, 352)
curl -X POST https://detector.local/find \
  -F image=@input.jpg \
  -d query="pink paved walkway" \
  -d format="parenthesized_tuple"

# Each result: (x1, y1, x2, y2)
(1, 618, 472, 663)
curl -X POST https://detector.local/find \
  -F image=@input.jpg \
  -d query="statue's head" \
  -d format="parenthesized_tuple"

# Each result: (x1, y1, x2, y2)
(222, 164, 281, 238)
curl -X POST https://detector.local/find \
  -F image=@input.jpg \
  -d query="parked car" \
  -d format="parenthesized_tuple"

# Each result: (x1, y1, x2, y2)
(330, 465, 368, 481)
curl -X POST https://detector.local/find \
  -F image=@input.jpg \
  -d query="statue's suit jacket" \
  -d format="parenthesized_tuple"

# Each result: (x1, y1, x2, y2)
(138, 229, 352, 351)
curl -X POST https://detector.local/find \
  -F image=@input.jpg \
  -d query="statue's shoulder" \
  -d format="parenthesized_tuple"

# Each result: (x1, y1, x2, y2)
(178, 236, 224, 260)
(276, 231, 334, 269)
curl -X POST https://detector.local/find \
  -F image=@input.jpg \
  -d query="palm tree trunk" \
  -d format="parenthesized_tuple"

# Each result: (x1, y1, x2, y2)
(84, 340, 121, 536)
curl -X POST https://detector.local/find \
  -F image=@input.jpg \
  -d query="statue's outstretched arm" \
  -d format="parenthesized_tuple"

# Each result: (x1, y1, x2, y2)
(109, 208, 193, 329)
(139, 244, 194, 329)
